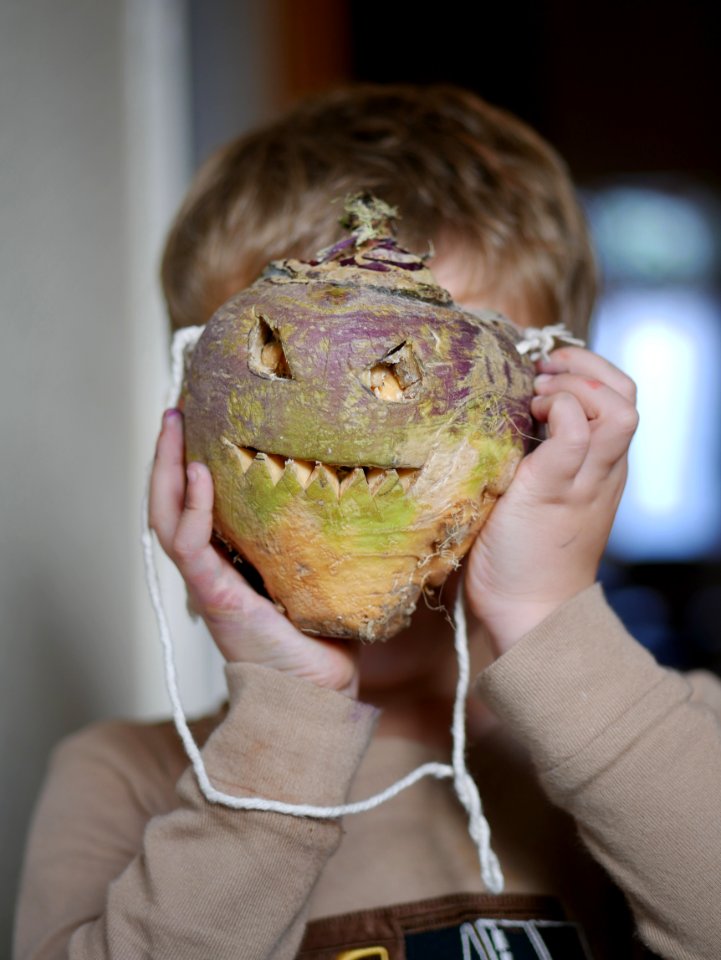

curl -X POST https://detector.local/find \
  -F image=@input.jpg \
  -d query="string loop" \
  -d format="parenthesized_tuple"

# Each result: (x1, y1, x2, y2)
(141, 325, 504, 894)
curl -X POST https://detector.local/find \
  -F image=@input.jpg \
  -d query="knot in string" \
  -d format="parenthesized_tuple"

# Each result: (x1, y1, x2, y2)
(515, 323, 585, 362)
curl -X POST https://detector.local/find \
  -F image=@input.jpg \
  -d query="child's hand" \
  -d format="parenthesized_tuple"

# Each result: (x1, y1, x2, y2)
(148, 409, 359, 696)
(464, 347, 638, 658)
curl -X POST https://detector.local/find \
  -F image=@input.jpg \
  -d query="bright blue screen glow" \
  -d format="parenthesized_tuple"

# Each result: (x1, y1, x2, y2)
(592, 289, 721, 560)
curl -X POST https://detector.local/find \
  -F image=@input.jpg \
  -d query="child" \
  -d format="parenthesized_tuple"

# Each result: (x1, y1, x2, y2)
(15, 85, 721, 960)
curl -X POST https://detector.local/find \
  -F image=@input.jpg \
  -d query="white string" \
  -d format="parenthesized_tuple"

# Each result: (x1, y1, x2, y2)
(515, 323, 585, 362)
(451, 584, 504, 893)
(141, 324, 504, 893)
(167, 325, 205, 407)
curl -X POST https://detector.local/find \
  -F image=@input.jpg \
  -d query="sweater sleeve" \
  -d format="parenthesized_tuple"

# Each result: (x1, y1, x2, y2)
(14, 663, 378, 960)
(475, 583, 721, 960)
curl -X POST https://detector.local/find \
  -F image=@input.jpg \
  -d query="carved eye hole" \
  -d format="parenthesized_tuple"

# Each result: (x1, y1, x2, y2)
(248, 315, 292, 379)
(367, 341, 422, 402)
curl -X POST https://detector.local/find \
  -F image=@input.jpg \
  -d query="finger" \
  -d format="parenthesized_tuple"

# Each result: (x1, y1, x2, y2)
(526, 391, 591, 484)
(173, 464, 275, 627)
(171, 462, 218, 583)
(148, 409, 186, 549)
(534, 372, 639, 467)
(536, 347, 637, 404)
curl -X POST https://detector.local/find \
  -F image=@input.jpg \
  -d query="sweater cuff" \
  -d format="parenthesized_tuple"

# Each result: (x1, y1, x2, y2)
(199, 663, 378, 807)
(475, 583, 685, 774)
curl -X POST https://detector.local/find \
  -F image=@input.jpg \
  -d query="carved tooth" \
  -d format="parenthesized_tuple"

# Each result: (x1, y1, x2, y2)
(365, 468, 388, 495)
(288, 458, 314, 488)
(223, 438, 255, 474)
(308, 462, 340, 497)
(397, 467, 420, 492)
(367, 468, 404, 498)
(339, 467, 366, 498)
(258, 452, 285, 485)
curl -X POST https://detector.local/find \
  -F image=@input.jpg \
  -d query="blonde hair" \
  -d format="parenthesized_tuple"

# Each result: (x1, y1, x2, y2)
(162, 84, 596, 335)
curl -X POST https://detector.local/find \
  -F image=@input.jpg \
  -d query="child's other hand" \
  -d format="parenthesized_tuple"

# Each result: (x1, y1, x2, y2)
(149, 409, 359, 696)
(465, 347, 638, 658)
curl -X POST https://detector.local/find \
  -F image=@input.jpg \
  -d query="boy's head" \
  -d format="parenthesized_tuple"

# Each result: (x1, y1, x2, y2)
(162, 83, 596, 336)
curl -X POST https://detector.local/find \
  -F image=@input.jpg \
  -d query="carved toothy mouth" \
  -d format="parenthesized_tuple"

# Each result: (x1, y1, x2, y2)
(221, 438, 421, 500)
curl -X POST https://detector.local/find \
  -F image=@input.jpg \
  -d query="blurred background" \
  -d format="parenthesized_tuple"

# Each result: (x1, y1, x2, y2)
(1, 0, 720, 949)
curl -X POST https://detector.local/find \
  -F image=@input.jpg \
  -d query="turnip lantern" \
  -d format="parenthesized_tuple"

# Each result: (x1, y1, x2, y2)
(183, 196, 535, 641)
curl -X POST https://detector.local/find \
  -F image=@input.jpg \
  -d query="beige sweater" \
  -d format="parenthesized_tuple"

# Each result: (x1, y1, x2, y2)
(14, 585, 721, 959)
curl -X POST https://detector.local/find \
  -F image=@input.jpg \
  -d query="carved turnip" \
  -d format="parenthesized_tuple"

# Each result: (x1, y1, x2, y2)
(184, 197, 534, 641)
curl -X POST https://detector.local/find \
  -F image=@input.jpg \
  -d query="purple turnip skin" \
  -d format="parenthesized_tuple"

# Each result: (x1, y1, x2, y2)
(184, 197, 535, 641)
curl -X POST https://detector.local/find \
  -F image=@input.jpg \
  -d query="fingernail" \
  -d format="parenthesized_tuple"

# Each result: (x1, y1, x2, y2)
(186, 462, 199, 484)
(163, 408, 181, 426)
(534, 374, 553, 387)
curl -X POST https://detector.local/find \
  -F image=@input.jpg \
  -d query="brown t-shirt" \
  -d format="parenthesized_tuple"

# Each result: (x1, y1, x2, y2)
(14, 585, 721, 959)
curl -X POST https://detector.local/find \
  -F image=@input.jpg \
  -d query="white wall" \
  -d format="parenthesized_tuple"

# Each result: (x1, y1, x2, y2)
(0, 0, 224, 948)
